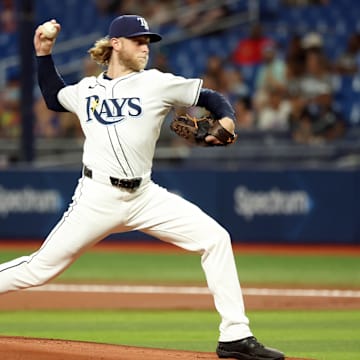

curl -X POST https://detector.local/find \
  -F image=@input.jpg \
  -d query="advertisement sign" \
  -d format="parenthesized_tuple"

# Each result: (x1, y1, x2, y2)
(218, 170, 356, 243)
(0, 168, 358, 244)
(0, 170, 79, 238)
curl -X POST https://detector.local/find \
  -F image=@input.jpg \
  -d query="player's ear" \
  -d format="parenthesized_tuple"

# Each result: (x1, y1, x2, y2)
(110, 37, 122, 51)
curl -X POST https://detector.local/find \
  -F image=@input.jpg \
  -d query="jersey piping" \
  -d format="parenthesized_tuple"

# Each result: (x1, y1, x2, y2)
(107, 126, 129, 176)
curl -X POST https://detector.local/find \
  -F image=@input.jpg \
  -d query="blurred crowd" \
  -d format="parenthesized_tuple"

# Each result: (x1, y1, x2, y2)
(0, 0, 359, 146)
(203, 24, 358, 145)
(95, 0, 231, 34)
(0, 59, 99, 140)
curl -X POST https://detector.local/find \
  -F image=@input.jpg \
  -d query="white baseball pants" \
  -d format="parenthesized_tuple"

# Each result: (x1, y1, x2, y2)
(0, 175, 252, 341)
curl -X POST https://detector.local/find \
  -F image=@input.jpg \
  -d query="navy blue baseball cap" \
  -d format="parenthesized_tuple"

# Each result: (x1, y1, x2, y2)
(108, 15, 162, 43)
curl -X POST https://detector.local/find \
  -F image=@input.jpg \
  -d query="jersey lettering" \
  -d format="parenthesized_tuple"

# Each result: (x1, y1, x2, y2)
(86, 96, 142, 125)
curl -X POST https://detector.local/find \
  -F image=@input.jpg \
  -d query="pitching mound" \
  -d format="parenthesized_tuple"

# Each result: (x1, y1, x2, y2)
(0, 336, 312, 360)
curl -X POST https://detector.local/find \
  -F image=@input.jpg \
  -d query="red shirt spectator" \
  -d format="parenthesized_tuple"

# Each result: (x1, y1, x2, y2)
(232, 23, 272, 65)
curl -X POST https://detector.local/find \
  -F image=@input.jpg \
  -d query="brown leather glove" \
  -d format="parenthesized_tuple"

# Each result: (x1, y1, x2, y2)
(170, 114, 237, 146)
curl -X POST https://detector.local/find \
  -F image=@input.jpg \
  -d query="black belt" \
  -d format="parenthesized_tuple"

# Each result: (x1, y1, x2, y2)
(84, 166, 142, 190)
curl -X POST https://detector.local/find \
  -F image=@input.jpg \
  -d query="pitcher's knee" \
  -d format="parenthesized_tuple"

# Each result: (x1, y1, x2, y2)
(209, 225, 232, 250)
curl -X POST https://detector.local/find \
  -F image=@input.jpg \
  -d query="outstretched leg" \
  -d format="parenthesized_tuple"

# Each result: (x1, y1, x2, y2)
(0, 177, 126, 294)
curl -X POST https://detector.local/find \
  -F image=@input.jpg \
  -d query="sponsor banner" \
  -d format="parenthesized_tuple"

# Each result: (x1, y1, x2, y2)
(0, 168, 358, 243)
(219, 170, 356, 243)
(0, 170, 79, 238)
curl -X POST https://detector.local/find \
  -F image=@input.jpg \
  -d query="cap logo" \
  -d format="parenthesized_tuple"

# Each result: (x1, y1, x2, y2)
(108, 15, 162, 42)
(137, 17, 149, 30)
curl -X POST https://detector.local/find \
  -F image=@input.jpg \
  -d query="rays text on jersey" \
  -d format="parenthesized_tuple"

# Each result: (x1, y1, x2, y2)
(85, 96, 142, 125)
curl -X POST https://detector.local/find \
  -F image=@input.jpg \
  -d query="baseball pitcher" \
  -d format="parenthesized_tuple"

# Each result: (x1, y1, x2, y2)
(0, 15, 284, 360)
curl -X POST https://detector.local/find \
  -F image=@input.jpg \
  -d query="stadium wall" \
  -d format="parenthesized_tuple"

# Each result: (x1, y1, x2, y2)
(0, 168, 359, 244)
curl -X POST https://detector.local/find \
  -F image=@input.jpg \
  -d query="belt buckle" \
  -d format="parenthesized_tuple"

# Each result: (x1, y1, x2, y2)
(110, 177, 142, 190)
(84, 166, 92, 179)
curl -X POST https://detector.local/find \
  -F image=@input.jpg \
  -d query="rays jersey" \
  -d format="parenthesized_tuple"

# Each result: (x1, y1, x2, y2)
(58, 69, 202, 178)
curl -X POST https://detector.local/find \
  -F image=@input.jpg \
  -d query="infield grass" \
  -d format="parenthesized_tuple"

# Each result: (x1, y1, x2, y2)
(1, 309, 359, 360)
(0, 248, 359, 359)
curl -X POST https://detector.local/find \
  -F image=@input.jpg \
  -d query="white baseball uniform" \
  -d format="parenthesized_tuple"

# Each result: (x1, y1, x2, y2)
(0, 69, 252, 342)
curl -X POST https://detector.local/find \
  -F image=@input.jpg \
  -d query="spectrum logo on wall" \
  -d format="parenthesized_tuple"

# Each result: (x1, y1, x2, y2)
(234, 186, 312, 221)
(0, 186, 62, 217)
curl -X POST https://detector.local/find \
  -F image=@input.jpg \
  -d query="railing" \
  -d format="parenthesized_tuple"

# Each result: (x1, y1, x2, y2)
(2, 127, 360, 169)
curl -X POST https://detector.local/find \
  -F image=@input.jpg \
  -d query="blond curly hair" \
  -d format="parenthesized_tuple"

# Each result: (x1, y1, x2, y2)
(88, 37, 113, 66)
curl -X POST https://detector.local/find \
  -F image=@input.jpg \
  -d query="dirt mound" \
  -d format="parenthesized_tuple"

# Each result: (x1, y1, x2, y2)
(0, 336, 313, 360)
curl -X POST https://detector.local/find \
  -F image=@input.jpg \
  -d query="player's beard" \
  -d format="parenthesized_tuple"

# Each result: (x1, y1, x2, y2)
(119, 51, 148, 72)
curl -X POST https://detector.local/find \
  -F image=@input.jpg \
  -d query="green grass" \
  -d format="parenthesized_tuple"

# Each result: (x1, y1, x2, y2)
(1, 309, 359, 360)
(0, 250, 359, 287)
(233, 254, 360, 287)
(0, 248, 359, 359)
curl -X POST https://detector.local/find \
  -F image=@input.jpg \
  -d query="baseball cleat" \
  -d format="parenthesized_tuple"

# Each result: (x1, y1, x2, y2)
(216, 336, 284, 360)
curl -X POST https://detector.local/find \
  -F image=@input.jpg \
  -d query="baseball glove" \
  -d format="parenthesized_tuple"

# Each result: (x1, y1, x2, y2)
(170, 114, 237, 146)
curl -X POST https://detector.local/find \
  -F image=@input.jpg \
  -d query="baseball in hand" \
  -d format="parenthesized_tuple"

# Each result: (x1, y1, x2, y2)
(41, 21, 57, 39)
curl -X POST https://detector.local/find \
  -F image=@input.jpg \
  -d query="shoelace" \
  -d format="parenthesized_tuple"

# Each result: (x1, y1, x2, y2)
(247, 337, 265, 349)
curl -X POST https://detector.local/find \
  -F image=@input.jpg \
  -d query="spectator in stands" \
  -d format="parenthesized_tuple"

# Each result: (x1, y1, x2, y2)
(200, 55, 225, 91)
(34, 96, 61, 138)
(231, 23, 273, 66)
(255, 85, 291, 131)
(253, 41, 287, 110)
(217, 67, 250, 103)
(200, 56, 250, 109)
(334, 32, 360, 75)
(35, 87, 82, 140)
(233, 96, 255, 130)
(203, 55, 224, 79)
(255, 41, 287, 91)
(301, 31, 324, 52)
(289, 86, 346, 143)
(284, 34, 306, 96)
(285, 34, 306, 74)
(287, 88, 308, 140)
(298, 49, 333, 100)
(59, 112, 84, 138)
(152, 52, 173, 73)
(0, 72, 20, 138)
(0, 0, 16, 33)
(34, 95, 83, 138)
(201, 73, 219, 92)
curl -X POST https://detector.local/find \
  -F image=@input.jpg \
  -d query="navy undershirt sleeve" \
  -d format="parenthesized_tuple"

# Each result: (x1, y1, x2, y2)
(196, 88, 235, 120)
(36, 55, 68, 112)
